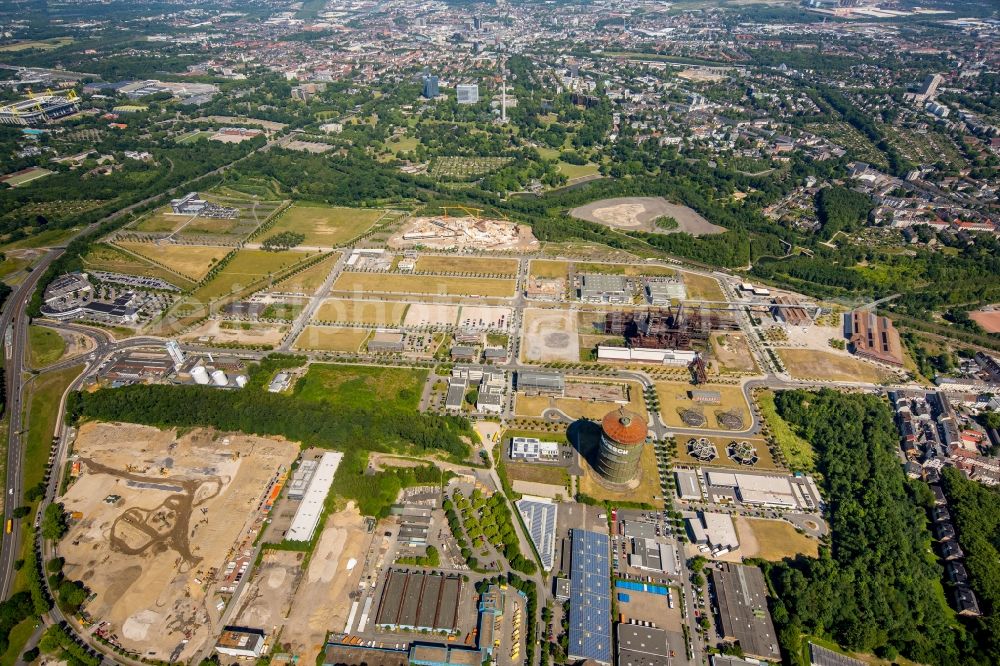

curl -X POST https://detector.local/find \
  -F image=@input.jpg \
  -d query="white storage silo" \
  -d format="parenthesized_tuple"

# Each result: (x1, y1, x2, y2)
(235, 375, 248, 388)
(191, 365, 210, 385)
(211, 369, 229, 386)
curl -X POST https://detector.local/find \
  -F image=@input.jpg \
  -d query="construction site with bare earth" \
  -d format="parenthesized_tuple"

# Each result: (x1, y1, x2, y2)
(57, 422, 299, 662)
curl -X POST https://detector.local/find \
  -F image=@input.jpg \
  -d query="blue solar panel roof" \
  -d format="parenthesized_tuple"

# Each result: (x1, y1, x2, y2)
(568, 529, 612, 665)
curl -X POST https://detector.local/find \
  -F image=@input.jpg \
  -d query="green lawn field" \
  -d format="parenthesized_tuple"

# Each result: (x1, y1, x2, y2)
(294, 363, 427, 412)
(267, 205, 385, 246)
(27, 326, 65, 369)
(192, 249, 313, 302)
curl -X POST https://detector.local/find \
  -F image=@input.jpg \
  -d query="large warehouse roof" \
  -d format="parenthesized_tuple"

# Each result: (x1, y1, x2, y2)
(617, 624, 671, 666)
(568, 529, 612, 665)
(286, 451, 343, 542)
(516, 496, 557, 571)
(705, 470, 800, 508)
(712, 563, 780, 660)
(375, 569, 463, 632)
(675, 470, 702, 500)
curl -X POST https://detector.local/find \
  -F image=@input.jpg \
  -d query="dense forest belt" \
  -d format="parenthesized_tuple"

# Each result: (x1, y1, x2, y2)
(67, 383, 475, 516)
(766, 389, 982, 666)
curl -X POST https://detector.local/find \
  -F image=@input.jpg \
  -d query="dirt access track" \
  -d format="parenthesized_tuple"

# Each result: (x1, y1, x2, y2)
(58, 422, 298, 663)
(569, 196, 725, 236)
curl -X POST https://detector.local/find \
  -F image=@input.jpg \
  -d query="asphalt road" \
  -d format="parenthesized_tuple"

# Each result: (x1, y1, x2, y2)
(0, 249, 62, 599)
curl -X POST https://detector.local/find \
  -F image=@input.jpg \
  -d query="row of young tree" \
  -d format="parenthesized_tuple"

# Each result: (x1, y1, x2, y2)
(766, 389, 983, 665)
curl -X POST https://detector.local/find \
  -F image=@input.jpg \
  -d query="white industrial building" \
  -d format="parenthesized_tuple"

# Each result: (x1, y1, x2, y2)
(687, 511, 739, 552)
(286, 451, 343, 541)
(510, 437, 560, 461)
(629, 538, 679, 576)
(705, 471, 800, 509)
(675, 469, 703, 501)
(597, 346, 698, 365)
(286, 459, 318, 501)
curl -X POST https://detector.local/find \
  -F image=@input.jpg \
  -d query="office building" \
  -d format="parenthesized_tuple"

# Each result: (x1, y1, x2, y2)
(170, 192, 207, 215)
(919, 73, 943, 99)
(422, 75, 439, 99)
(445, 376, 467, 411)
(475, 368, 506, 414)
(368, 330, 405, 353)
(509, 437, 560, 461)
(456, 84, 479, 104)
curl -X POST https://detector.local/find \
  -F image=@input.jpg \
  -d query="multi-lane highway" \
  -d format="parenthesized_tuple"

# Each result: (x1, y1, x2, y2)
(0, 249, 62, 599)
